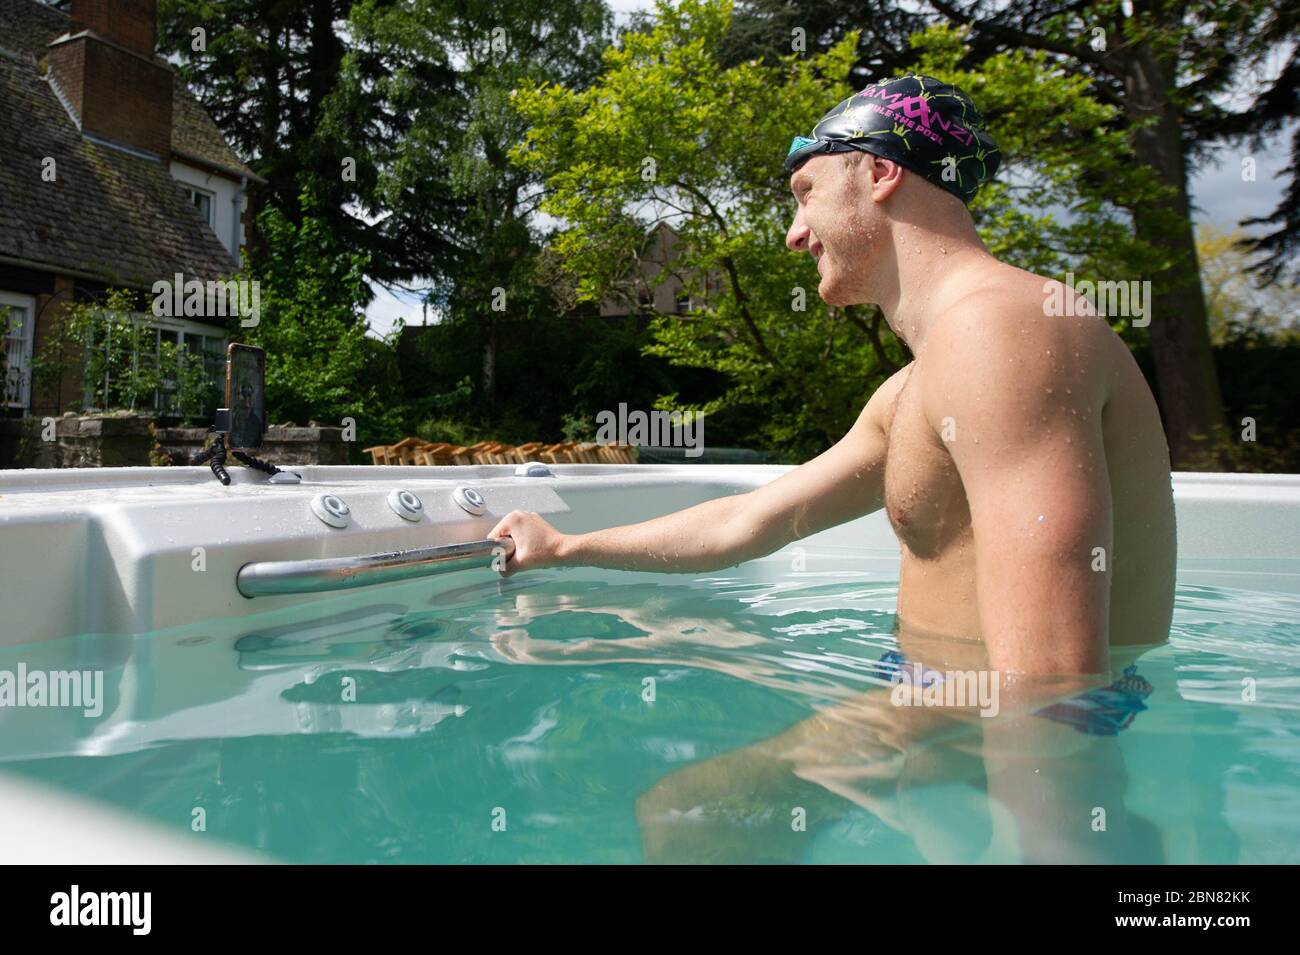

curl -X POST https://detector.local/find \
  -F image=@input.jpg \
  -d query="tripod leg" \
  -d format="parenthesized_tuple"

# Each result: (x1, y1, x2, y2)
(195, 436, 231, 485)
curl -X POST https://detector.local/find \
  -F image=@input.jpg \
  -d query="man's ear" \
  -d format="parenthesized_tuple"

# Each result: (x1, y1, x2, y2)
(867, 154, 905, 202)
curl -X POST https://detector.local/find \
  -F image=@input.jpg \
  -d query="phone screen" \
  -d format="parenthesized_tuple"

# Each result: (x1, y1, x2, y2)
(226, 344, 266, 450)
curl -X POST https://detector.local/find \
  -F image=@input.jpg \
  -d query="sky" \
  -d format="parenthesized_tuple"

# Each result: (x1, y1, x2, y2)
(363, 2, 1297, 338)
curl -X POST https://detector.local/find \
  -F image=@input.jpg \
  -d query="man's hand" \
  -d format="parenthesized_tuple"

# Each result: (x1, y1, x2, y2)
(487, 510, 569, 577)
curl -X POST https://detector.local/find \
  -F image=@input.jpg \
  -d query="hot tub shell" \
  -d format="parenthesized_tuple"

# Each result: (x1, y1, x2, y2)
(0, 466, 1297, 645)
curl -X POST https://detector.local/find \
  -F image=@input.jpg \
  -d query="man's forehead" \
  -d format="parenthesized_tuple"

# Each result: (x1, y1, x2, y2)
(790, 153, 836, 191)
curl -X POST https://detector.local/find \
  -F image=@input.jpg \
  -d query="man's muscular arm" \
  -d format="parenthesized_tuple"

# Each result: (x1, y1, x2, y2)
(489, 366, 910, 577)
(920, 302, 1113, 675)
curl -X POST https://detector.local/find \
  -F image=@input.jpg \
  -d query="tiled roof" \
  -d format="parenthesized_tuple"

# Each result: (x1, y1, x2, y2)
(0, 0, 64, 62)
(0, 0, 244, 287)
(172, 92, 256, 181)
(0, 0, 256, 180)
(0, 53, 238, 286)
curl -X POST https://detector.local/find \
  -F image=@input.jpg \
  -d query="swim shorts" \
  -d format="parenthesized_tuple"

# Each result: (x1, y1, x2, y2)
(870, 649, 1154, 736)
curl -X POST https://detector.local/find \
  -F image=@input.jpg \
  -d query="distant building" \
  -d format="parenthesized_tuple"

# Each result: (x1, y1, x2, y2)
(595, 221, 721, 319)
(0, 0, 261, 416)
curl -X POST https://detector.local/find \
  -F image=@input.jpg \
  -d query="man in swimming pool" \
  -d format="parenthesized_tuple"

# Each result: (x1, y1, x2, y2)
(487, 75, 1176, 861)
(490, 73, 1176, 677)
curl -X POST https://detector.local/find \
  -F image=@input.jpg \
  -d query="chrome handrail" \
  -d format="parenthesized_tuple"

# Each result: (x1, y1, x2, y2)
(237, 537, 515, 598)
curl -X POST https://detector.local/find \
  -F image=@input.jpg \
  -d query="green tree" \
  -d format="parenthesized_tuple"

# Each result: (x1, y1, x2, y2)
(510, 0, 1167, 459)
(512, 0, 881, 458)
(713, 0, 929, 81)
(719, 0, 1299, 468)
(159, 0, 469, 285)
(238, 194, 406, 449)
(328, 0, 614, 409)
(1196, 223, 1299, 344)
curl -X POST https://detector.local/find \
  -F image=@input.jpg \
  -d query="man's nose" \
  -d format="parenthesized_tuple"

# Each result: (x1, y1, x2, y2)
(786, 210, 810, 253)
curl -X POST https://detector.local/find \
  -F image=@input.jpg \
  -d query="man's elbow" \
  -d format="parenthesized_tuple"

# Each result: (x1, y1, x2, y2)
(720, 504, 792, 569)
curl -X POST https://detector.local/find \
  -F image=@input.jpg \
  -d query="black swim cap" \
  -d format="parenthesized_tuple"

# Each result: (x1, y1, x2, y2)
(785, 74, 1000, 206)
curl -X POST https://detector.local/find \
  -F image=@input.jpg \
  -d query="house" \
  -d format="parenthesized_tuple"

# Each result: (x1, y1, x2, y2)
(0, 0, 260, 417)
(597, 221, 720, 319)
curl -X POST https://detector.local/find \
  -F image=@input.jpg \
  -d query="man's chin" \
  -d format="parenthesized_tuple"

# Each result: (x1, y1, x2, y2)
(818, 278, 851, 308)
(819, 277, 871, 309)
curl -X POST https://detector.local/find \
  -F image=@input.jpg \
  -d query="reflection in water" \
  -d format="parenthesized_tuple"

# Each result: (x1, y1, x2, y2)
(2, 568, 1288, 863)
(488, 578, 1169, 864)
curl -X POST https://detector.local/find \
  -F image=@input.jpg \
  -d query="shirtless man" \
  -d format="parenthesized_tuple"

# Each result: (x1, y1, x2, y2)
(487, 75, 1176, 862)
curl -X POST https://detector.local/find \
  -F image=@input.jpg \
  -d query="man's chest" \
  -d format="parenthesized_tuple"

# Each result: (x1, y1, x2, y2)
(880, 373, 971, 559)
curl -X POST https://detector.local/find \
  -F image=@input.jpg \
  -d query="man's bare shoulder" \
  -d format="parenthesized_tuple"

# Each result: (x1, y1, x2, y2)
(925, 266, 1117, 369)
(917, 266, 1116, 424)
(936, 264, 1066, 326)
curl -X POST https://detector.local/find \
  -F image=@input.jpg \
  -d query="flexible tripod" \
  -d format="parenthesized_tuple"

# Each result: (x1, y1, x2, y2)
(193, 429, 289, 486)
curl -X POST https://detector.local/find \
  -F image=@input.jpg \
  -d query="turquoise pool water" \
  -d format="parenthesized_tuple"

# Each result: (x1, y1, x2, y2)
(1, 556, 1297, 864)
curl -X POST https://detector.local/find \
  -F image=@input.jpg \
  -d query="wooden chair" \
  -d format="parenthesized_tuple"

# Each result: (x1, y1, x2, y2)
(414, 442, 453, 465)
(366, 436, 640, 466)
(384, 436, 423, 465)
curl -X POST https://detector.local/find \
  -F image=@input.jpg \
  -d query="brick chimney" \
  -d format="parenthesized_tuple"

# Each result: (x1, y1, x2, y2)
(45, 0, 173, 158)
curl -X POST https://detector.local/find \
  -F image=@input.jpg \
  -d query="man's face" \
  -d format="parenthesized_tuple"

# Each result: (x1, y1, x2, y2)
(784, 153, 884, 307)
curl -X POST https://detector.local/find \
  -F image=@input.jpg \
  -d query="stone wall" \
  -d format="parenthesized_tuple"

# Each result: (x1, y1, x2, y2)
(0, 415, 348, 468)
(0, 413, 152, 468)
(153, 425, 349, 466)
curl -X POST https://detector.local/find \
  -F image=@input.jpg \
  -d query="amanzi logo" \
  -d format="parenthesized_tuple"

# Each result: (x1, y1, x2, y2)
(856, 86, 975, 146)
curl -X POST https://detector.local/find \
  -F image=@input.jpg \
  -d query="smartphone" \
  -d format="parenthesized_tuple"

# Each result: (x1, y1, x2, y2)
(225, 343, 266, 452)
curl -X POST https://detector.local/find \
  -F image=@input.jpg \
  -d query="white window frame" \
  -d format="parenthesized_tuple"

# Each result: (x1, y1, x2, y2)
(2, 290, 37, 411)
(187, 185, 216, 228)
(153, 317, 227, 415)
(82, 312, 226, 415)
